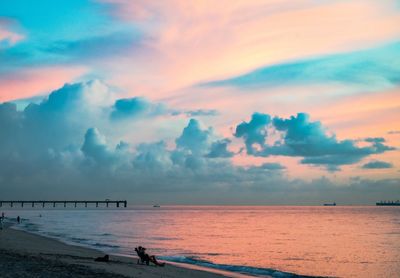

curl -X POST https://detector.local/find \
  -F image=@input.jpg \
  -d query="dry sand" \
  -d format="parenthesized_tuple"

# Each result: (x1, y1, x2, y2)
(0, 223, 244, 278)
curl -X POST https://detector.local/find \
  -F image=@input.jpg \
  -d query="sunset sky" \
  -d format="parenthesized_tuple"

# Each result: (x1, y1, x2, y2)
(0, 0, 399, 204)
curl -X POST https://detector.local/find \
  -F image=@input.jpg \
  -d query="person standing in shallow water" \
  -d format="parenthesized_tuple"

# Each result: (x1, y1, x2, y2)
(17, 216, 20, 224)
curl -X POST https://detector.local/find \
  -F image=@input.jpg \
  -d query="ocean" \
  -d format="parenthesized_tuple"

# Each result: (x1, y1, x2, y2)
(3, 206, 400, 277)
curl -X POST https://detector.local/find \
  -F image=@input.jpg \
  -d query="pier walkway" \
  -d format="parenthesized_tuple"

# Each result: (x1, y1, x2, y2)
(0, 200, 127, 208)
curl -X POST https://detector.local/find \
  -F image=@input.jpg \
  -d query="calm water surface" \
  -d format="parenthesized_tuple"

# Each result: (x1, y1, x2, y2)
(4, 206, 400, 277)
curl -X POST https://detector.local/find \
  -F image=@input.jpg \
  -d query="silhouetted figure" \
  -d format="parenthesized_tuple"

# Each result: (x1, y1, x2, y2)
(0, 217, 3, 230)
(94, 255, 110, 262)
(1, 212, 4, 219)
(135, 246, 165, 266)
(17, 216, 20, 224)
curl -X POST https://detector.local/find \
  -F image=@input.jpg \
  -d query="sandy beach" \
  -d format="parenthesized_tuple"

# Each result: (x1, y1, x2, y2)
(0, 223, 240, 278)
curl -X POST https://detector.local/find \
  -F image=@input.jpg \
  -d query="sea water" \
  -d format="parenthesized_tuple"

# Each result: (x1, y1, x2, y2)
(3, 206, 400, 277)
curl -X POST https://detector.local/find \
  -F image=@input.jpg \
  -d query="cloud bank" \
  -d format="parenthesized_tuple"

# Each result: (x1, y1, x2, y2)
(0, 81, 398, 204)
(235, 113, 395, 171)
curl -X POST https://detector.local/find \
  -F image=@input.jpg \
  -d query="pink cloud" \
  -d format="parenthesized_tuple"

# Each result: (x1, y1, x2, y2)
(0, 28, 23, 46)
(312, 89, 400, 140)
(0, 18, 24, 46)
(0, 66, 87, 102)
(99, 0, 400, 99)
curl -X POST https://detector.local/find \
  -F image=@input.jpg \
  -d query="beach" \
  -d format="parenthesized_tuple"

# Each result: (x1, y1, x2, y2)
(1, 206, 399, 278)
(0, 223, 237, 278)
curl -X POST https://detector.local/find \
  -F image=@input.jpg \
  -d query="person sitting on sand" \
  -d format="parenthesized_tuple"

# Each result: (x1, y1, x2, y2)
(135, 246, 165, 266)
(94, 255, 110, 262)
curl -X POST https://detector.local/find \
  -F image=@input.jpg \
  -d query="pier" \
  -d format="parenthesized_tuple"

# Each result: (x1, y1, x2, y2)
(0, 200, 127, 208)
(376, 200, 400, 206)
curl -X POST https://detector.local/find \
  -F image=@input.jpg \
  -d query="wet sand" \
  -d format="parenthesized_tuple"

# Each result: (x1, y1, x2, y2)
(0, 223, 239, 278)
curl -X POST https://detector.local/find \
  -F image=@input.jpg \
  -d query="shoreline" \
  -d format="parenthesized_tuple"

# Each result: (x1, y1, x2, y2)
(0, 222, 251, 278)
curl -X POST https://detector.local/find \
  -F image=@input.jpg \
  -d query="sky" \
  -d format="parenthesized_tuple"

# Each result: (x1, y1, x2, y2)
(0, 0, 399, 204)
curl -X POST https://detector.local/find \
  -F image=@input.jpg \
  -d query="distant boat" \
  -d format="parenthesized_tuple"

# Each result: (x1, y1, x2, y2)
(323, 202, 336, 206)
(153, 204, 160, 208)
(376, 200, 400, 206)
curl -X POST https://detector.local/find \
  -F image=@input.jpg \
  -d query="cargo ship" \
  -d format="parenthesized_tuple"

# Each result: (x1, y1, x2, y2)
(323, 202, 336, 206)
(376, 200, 400, 206)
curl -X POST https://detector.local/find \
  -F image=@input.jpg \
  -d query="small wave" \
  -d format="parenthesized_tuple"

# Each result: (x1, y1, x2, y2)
(21, 222, 40, 232)
(205, 253, 221, 256)
(149, 236, 181, 241)
(160, 256, 323, 278)
(100, 233, 113, 236)
(45, 232, 67, 238)
(91, 242, 120, 249)
(69, 237, 90, 243)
